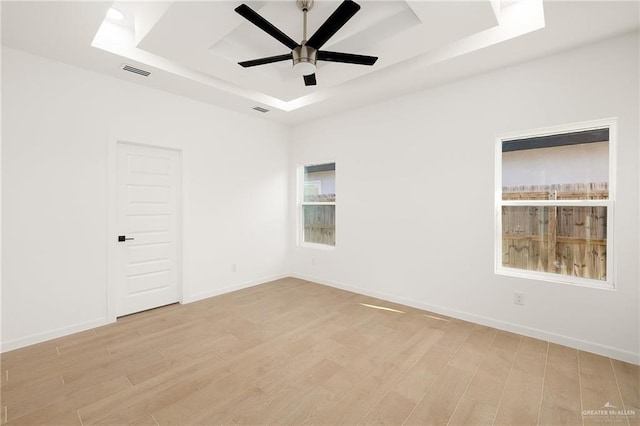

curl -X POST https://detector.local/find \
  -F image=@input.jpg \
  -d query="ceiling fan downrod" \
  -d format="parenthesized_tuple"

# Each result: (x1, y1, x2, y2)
(294, 0, 317, 75)
(297, 0, 314, 41)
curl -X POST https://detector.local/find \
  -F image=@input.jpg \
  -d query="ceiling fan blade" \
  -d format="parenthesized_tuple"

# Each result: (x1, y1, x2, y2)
(239, 53, 293, 68)
(306, 0, 360, 50)
(317, 50, 378, 65)
(235, 4, 299, 50)
(304, 73, 317, 86)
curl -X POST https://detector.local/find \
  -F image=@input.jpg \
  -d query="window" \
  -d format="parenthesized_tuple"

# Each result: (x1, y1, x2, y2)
(496, 119, 615, 288)
(299, 162, 336, 246)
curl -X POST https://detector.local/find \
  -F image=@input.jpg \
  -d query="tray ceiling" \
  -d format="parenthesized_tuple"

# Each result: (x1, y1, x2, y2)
(2, 1, 639, 124)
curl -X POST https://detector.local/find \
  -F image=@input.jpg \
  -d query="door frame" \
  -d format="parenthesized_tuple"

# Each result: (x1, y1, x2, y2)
(107, 138, 184, 322)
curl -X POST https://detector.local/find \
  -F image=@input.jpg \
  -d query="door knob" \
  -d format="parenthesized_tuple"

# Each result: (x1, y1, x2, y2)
(117, 235, 134, 242)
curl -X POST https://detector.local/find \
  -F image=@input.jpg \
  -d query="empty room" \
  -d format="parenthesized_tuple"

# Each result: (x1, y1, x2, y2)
(1, 0, 639, 425)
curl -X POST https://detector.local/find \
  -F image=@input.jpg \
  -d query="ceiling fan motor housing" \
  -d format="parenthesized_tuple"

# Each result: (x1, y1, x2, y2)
(292, 45, 317, 75)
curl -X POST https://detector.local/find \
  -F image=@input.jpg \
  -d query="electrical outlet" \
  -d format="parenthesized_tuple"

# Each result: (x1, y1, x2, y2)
(232, 264, 237, 272)
(514, 292, 524, 305)
(311, 257, 316, 266)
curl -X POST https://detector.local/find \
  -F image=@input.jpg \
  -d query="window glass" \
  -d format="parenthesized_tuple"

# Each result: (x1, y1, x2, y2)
(501, 206, 607, 280)
(301, 163, 336, 246)
(497, 124, 613, 286)
(502, 142, 609, 200)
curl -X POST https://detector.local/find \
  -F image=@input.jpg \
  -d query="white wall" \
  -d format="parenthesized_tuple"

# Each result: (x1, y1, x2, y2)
(290, 33, 640, 363)
(1, 48, 291, 351)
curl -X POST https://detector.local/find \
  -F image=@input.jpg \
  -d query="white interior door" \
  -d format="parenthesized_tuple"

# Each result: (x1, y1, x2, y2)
(116, 142, 181, 317)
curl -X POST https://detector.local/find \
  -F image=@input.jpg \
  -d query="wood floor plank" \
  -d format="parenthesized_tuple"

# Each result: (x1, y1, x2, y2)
(447, 331, 521, 425)
(493, 336, 548, 425)
(391, 342, 452, 404)
(538, 344, 582, 426)
(58, 329, 141, 356)
(2, 329, 96, 371)
(4, 349, 111, 389)
(404, 364, 475, 425)
(320, 363, 370, 400)
(62, 351, 165, 387)
(5, 375, 131, 424)
(360, 390, 415, 425)
(6, 409, 82, 426)
(314, 318, 438, 425)
(1, 373, 64, 406)
(312, 374, 388, 425)
(2, 349, 60, 381)
(254, 344, 332, 395)
(348, 322, 451, 425)
(84, 380, 199, 425)
(612, 359, 640, 410)
(76, 364, 200, 425)
(182, 383, 267, 425)
(153, 330, 303, 424)
(579, 351, 628, 426)
(266, 385, 338, 425)
(130, 416, 159, 426)
(152, 378, 263, 425)
(231, 385, 305, 425)
(402, 326, 495, 426)
(1, 278, 636, 426)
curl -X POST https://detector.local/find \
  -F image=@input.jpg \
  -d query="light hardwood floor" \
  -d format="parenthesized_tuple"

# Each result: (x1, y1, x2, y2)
(1, 278, 638, 425)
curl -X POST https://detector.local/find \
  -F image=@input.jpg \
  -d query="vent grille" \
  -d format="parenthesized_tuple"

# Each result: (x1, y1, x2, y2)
(252, 106, 269, 113)
(121, 64, 151, 77)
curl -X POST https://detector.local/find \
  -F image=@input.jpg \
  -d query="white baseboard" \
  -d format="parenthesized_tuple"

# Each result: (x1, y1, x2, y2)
(0, 317, 111, 353)
(291, 273, 640, 365)
(182, 273, 290, 304)
(5, 273, 637, 365)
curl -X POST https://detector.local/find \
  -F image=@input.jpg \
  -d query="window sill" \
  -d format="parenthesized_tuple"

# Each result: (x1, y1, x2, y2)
(496, 267, 615, 290)
(299, 242, 336, 251)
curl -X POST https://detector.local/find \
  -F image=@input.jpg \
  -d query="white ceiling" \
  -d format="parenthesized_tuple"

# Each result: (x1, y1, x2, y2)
(2, 1, 638, 125)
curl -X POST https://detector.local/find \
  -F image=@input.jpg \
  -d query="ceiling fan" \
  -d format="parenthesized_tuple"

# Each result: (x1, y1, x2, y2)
(235, 0, 378, 86)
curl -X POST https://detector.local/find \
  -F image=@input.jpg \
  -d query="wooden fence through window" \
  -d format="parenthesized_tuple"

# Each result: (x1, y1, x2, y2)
(303, 194, 336, 246)
(502, 183, 608, 280)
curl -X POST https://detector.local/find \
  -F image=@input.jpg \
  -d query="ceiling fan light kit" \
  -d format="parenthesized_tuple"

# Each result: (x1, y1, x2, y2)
(235, 0, 378, 86)
(292, 45, 317, 76)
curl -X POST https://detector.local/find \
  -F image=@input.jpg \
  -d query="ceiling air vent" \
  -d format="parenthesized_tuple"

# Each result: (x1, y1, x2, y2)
(121, 64, 151, 77)
(252, 106, 269, 113)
